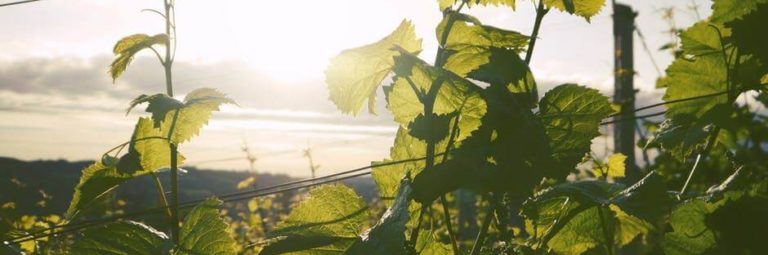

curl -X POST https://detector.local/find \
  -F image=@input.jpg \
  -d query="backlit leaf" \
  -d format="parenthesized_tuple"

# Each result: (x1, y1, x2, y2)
(348, 176, 413, 254)
(538, 84, 614, 179)
(438, 0, 517, 10)
(262, 184, 369, 254)
(159, 88, 236, 144)
(415, 231, 452, 255)
(372, 128, 447, 203)
(326, 20, 422, 115)
(679, 21, 730, 57)
(524, 172, 664, 254)
(646, 117, 712, 161)
(543, 0, 605, 21)
(594, 153, 626, 178)
(437, 12, 528, 51)
(175, 198, 237, 255)
(127, 94, 184, 128)
(662, 200, 717, 255)
(436, 12, 537, 107)
(71, 221, 169, 255)
(258, 236, 356, 255)
(372, 128, 443, 225)
(661, 51, 728, 119)
(710, 0, 767, 24)
(407, 113, 452, 143)
(66, 161, 120, 219)
(67, 118, 183, 219)
(466, 47, 538, 108)
(124, 117, 185, 173)
(411, 82, 553, 202)
(110, 34, 168, 82)
(388, 52, 486, 144)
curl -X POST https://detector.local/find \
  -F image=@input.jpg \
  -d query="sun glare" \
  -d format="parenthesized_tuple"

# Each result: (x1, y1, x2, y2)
(177, 1, 404, 83)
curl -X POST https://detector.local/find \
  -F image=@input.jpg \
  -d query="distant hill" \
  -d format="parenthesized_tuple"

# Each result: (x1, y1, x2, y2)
(0, 157, 377, 217)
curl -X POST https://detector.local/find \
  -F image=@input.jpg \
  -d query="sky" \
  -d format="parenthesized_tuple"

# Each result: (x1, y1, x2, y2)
(0, 0, 712, 177)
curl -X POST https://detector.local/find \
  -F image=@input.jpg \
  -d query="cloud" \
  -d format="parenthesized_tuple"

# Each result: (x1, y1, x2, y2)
(0, 55, 346, 112)
(0, 55, 397, 139)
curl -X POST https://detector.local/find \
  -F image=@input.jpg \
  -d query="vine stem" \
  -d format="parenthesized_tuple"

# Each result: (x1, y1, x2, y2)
(408, 1, 464, 252)
(150, 172, 173, 218)
(596, 206, 614, 255)
(525, 0, 549, 65)
(440, 114, 463, 254)
(162, 0, 180, 245)
(469, 193, 500, 255)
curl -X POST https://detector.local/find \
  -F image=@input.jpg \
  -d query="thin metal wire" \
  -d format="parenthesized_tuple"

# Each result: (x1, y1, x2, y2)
(635, 26, 663, 77)
(0, 0, 40, 7)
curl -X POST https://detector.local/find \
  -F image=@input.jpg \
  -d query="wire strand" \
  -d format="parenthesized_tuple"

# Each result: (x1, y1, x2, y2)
(635, 26, 663, 77)
(0, 0, 40, 7)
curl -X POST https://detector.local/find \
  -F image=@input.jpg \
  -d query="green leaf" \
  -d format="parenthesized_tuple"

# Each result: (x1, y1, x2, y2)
(523, 172, 665, 254)
(605, 154, 627, 178)
(437, 12, 529, 51)
(466, 47, 538, 108)
(414, 231, 452, 255)
(475, 0, 517, 8)
(175, 198, 237, 255)
(662, 200, 717, 255)
(646, 117, 712, 161)
(661, 53, 728, 119)
(530, 204, 652, 255)
(648, 102, 734, 162)
(122, 117, 185, 174)
(66, 161, 120, 219)
(410, 82, 553, 202)
(437, 0, 456, 10)
(437, 12, 534, 106)
(67, 118, 183, 219)
(679, 21, 730, 57)
(527, 181, 618, 207)
(71, 221, 169, 255)
(263, 184, 369, 254)
(543, 0, 605, 21)
(438, 0, 517, 10)
(660, 169, 768, 254)
(710, 0, 767, 24)
(128, 94, 184, 128)
(326, 20, 422, 115)
(727, 3, 768, 73)
(372, 128, 443, 204)
(538, 84, 615, 179)
(372, 128, 437, 226)
(593, 153, 626, 178)
(110, 34, 168, 82)
(64, 162, 117, 219)
(543, 206, 607, 255)
(347, 175, 413, 254)
(388, 52, 487, 144)
(159, 88, 236, 144)
(258, 236, 356, 255)
(610, 172, 672, 223)
(407, 113, 453, 143)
